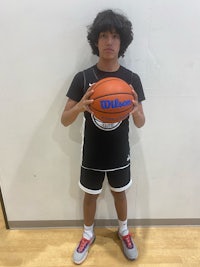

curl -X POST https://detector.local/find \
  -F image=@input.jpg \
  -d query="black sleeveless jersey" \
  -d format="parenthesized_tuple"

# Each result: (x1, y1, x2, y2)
(67, 65, 145, 171)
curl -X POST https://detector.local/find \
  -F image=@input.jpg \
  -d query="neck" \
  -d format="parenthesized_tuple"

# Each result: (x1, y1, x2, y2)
(97, 59, 120, 72)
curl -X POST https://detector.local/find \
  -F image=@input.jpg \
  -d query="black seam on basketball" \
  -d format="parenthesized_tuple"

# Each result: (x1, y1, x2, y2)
(91, 92, 133, 100)
(92, 78, 130, 91)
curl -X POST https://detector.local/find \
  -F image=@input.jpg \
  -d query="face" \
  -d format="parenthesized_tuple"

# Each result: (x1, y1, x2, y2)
(97, 30, 121, 60)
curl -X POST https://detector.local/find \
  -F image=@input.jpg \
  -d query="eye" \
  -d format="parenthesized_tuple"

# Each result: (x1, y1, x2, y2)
(113, 33, 120, 39)
(100, 32, 106, 38)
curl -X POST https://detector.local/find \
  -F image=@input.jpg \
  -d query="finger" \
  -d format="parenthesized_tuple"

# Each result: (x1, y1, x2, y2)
(132, 99, 139, 109)
(130, 103, 137, 114)
(84, 102, 94, 114)
(82, 98, 94, 112)
(87, 83, 96, 91)
(85, 99, 94, 105)
(84, 88, 94, 99)
(85, 105, 93, 114)
(132, 89, 138, 100)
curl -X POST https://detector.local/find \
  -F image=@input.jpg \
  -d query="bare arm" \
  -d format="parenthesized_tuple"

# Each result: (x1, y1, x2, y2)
(131, 102, 145, 128)
(61, 87, 94, 127)
(130, 87, 145, 128)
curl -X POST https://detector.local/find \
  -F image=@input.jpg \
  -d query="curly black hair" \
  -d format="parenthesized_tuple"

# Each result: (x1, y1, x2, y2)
(87, 9, 133, 58)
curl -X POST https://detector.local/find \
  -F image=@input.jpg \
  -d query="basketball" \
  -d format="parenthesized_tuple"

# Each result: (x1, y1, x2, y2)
(89, 77, 134, 123)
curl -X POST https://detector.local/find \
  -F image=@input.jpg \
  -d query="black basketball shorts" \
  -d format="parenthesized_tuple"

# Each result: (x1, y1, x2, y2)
(79, 165, 132, 194)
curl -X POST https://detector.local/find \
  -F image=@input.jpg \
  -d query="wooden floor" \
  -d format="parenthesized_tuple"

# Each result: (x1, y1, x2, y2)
(0, 206, 200, 266)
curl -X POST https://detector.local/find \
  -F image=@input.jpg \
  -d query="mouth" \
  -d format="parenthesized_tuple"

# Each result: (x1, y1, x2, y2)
(104, 48, 114, 53)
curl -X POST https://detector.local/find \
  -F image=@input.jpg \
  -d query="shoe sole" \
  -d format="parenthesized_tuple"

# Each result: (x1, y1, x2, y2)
(73, 236, 96, 265)
(118, 232, 138, 260)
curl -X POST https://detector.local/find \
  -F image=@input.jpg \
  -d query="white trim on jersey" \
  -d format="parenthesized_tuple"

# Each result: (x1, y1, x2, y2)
(80, 117, 86, 166)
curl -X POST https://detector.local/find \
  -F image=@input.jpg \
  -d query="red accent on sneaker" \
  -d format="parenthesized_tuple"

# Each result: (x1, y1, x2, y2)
(122, 233, 134, 249)
(77, 238, 91, 253)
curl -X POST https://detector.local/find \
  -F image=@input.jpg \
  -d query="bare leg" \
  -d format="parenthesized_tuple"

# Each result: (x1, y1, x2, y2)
(111, 191, 138, 260)
(83, 192, 99, 226)
(73, 193, 98, 264)
(111, 190, 127, 221)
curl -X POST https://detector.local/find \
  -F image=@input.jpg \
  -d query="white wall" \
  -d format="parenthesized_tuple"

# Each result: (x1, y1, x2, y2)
(0, 0, 200, 224)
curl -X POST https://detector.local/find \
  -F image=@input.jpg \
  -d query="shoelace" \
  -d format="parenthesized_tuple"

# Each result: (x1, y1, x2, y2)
(122, 234, 134, 249)
(77, 238, 90, 253)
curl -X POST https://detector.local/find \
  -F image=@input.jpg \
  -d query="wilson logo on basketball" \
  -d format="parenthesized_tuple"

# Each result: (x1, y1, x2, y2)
(100, 99, 132, 109)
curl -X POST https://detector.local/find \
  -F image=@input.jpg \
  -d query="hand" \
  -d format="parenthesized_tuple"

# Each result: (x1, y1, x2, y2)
(129, 85, 139, 115)
(76, 84, 94, 113)
(129, 84, 145, 128)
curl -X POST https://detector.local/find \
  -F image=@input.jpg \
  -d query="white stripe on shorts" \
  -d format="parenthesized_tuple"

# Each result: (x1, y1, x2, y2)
(79, 181, 102, 195)
(109, 179, 132, 192)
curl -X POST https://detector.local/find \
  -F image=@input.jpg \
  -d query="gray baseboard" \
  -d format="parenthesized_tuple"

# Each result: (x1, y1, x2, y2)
(8, 218, 200, 229)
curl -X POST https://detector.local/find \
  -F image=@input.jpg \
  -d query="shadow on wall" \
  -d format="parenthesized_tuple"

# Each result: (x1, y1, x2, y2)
(8, 80, 83, 222)
(129, 119, 149, 254)
(7, 51, 97, 223)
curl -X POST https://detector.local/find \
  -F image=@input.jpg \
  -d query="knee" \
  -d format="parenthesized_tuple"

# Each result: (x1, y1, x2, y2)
(111, 190, 126, 201)
(84, 192, 99, 204)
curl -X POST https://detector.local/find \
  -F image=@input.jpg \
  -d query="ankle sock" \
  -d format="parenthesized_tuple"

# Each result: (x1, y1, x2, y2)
(118, 219, 129, 236)
(83, 224, 94, 240)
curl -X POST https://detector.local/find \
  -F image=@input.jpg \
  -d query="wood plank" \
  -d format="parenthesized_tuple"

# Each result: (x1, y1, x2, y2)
(0, 206, 200, 266)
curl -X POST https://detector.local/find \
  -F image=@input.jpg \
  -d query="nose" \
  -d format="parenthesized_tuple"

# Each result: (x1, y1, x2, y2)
(106, 35, 113, 45)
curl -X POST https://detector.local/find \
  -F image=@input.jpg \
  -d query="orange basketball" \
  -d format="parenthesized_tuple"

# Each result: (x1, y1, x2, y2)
(89, 77, 134, 123)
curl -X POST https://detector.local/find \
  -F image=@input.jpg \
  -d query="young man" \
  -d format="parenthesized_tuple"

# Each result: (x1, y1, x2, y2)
(61, 9, 145, 264)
